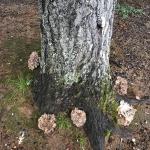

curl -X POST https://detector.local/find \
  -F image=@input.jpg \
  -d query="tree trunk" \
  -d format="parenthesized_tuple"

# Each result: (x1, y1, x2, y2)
(34, 0, 116, 149)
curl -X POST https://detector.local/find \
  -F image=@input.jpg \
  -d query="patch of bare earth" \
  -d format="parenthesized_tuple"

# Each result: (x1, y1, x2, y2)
(108, 0, 150, 149)
(111, 0, 150, 97)
(0, 1, 40, 79)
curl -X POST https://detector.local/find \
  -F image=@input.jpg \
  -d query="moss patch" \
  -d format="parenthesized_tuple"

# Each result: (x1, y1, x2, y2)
(99, 79, 119, 122)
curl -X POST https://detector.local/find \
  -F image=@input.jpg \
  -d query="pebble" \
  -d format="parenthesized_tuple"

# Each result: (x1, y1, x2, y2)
(132, 138, 136, 142)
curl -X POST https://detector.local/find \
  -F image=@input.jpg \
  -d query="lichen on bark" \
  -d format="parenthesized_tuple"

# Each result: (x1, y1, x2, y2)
(38, 0, 116, 86)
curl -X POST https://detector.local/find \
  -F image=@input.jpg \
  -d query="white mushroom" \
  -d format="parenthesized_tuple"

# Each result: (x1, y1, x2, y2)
(71, 108, 86, 127)
(117, 100, 137, 126)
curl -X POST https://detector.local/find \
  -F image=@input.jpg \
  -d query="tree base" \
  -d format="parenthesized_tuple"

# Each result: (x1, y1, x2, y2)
(33, 72, 115, 150)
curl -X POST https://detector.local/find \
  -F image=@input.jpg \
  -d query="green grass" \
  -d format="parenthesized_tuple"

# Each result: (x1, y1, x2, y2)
(56, 113, 89, 149)
(75, 131, 87, 150)
(0, 73, 40, 135)
(104, 129, 112, 138)
(116, 4, 144, 19)
(104, 129, 112, 144)
(56, 113, 72, 130)
(6, 74, 32, 96)
(98, 80, 119, 121)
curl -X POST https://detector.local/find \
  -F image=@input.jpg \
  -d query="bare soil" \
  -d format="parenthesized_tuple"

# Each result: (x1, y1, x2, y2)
(0, 0, 150, 150)
(107, 0, 150, 149)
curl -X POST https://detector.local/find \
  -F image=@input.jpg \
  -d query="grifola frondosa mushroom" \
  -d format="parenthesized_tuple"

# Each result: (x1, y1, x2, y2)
(38, 114, 56, 134)
(28, 51, 39, 70)
(117, 100, 137, 126)
(114, 76, 128, 95)
(71, 108, 86, 127)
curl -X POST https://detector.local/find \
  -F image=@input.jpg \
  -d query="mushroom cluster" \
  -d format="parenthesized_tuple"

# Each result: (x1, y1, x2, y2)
(28, 51, 39, 70)
(71, 108, 86, 127)
(38, 114, 56, 134)
(117, 100, 137, 126)
(114, 76, 128, 95)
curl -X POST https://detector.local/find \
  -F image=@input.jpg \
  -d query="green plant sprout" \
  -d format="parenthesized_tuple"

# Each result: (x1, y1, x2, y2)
(6, 74, 32, 96)
(75, 131, 87, 150)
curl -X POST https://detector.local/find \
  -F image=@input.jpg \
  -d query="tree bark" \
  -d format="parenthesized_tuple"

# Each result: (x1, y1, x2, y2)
(34, 0, 116, 149)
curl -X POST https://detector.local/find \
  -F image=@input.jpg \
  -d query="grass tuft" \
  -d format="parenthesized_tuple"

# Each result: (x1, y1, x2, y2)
(76, 132, 86, 150)
(56, 113, 72, 130)
(6, 74, 32, 96)
(116, 4, 144, 19)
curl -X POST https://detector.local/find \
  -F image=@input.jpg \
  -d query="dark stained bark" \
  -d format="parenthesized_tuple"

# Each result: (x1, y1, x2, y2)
(34, 0, 116, 149)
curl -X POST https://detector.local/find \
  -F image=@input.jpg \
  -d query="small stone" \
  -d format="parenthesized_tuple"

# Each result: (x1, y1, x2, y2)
(135, 96, 140, 100)
(144, 120, 148, 124)
(13, 146, 17, 149)
(132, 138, 136, 144)
(120, 138, 123, 143)
(145, 112, 150, 115)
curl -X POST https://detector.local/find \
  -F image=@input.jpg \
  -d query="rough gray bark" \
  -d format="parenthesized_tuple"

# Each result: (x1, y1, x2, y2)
(35, 0, 116, 150)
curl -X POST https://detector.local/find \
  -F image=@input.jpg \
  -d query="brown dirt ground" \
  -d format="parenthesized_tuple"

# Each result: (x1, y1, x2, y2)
(107, 0, 150, 149)
(0, 0, 150, 150)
